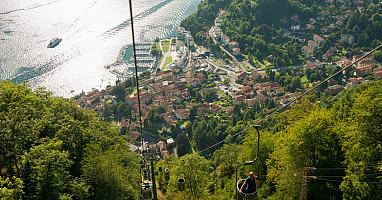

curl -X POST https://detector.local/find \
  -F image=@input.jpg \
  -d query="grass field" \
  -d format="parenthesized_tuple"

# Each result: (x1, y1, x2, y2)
(161, 40, 170, 52)
(162, 56, 172, 70)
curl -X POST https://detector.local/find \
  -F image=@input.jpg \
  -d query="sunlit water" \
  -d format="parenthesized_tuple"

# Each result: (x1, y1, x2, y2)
(0, 0, 199, 97)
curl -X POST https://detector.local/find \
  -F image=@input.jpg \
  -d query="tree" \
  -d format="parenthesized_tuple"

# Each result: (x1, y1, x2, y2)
(335, 81, 382, 199)
(111, 85, 126, 102)
(189, 106, 198, 122)
(176, 133, 191, 157)
(0, 81, 141, 199)
(357, 33, 370, 47)
(372, 50, 382, 63)
(291, 76, 302, 92)
(0, 176, 24, 200)
(268, 100, 343, 199)
(81, 144, 140, 200)
(21, 139, 72, 200)
(162, 154, 210, 199)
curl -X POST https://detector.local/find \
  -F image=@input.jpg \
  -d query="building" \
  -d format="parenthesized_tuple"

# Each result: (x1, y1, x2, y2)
(221, 34, 230, 46)
(215, 17, 222, 28)
(157, 141, 167, 151)
(355, 54, 376, 68)
(328, 85, 344, 95)
(313, 34, 324, 46)
(374, 71, 382, 79)
(233, 95, 246, 104)
(228, 41, 239, 50)
(127, 131, 141, 143)
(308, 40, 319, 51)
(291, 25, 301, 31)
(214, 17, 222, 37)
(232, 48, 241, 56)
(302, 46, 313, 58)
(177, 27, 187, 41)
(354, 65, 373, 76)
(341, 34, 355, 45)
(306, 24, 315, 30)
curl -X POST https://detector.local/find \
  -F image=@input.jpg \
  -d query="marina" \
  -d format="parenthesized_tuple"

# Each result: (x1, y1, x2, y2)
(107, 42, 158, 78)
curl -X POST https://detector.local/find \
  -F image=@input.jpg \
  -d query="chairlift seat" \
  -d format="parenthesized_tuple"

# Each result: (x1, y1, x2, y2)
(236, 179, 257, 200)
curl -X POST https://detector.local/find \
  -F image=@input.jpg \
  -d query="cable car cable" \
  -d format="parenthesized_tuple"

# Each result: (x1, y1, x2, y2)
(313, 165, 382, 170)
(197, 44, 382, 154)
(128, 0, 144, 153)
(314, 177, 382, 184)
(294, 172, 382, 178)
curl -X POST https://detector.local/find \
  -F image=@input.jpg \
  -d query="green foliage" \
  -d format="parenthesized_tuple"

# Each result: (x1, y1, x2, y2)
(157, 154, 211, 199)
(372, 50, 382, 63)
(334, 81, 382, 200)
(0, 81, 139, 199)
(21, 139, 72, 200)
(151, 42, 161, 56)
(0, 176, 24, 200)
(82, 144, 140, 200)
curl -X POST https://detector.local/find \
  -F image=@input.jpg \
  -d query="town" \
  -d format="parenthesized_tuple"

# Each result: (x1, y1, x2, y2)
(73, 0, 382, 159)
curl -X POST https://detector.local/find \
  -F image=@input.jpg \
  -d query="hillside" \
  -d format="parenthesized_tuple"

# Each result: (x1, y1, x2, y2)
(181, 0, 382, 65)
(1, 79, 381, 199)
(0, 81, 140, 199)
(155, 80, 382, 200)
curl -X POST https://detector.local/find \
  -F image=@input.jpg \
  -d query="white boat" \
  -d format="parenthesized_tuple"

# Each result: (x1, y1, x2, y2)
(47, 38, 62, 48)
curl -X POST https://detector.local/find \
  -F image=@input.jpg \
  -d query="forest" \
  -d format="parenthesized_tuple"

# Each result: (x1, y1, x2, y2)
(1, 80, 381, 199)
(0, 81, 140, 199)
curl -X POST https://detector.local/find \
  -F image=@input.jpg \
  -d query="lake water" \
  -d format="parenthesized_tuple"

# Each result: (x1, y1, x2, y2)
(0, 0, 199, 97)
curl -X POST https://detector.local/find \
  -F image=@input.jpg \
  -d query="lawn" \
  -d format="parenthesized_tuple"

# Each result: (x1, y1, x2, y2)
(162, 56, 172, 70)
(241, 62, 253, 72)
(165, 56, 172, 64)
(301, 75, 311, 88)
(129, 89, 137, 96)
(161, 40, 170, 52)
(217, 90, 226, 96)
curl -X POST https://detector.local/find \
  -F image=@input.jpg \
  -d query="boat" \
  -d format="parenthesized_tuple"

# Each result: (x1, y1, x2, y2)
(47, 38, 62, 48)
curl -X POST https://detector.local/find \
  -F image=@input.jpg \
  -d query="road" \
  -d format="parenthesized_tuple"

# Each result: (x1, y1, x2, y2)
(209, 27, 247, 73)
(205, 59, 237, 82)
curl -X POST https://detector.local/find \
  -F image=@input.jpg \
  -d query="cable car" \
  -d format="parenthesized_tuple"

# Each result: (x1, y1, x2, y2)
(164, 168, 170, 181)
(141, 180, 154, 200)
(178, 178, 185, 191)
(236, 125, 260, 200)
(143, 169, 149, 180)
(177, 169, 186, 191)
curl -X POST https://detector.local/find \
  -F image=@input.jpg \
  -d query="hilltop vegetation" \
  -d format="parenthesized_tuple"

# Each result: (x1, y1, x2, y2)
(156, 80, 382, 199)
(0, 81, 139, 199)
(181, 0, 382, 65)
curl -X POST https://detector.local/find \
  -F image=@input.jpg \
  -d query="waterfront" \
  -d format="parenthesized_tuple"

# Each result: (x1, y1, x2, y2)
(0, 0, 199, 97)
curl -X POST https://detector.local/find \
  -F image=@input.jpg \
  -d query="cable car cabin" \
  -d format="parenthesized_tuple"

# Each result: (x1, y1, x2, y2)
(178, 178, 185, 191)
(141, 180, 154, 200)
(164, 168, 170, 181)
(143, 169, 149, 180)
(236, 176, 258, 200)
